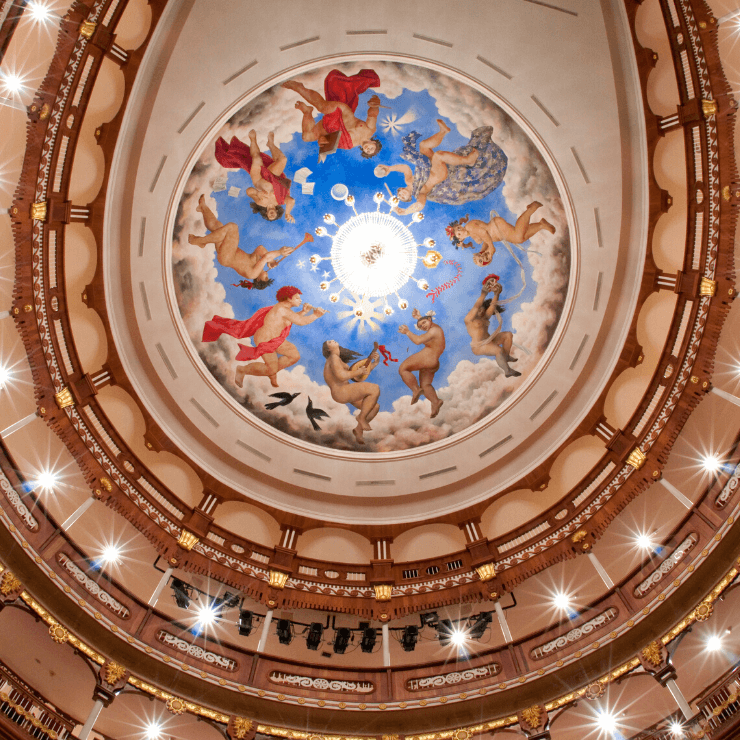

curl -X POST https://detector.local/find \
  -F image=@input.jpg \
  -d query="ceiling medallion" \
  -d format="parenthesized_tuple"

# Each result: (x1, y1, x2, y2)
(172, 61, 569, 453)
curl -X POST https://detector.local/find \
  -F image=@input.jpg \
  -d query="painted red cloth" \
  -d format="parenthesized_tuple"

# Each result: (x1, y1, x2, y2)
(202, 307, 291, 361)
(214, 136, 291, 205)
(319, 69, 380, 150)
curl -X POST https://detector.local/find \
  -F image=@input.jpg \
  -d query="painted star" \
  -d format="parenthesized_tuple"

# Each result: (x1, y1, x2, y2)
(296, 260, 306, 269)
(322, 271, 331, 279)
(310, 263, 319, 272)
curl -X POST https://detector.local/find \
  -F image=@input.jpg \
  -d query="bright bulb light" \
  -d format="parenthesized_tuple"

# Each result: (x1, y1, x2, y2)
(706, 635, 723, 652)
(1, 72, 25, 94)
(553, 591, 572, 611)
(701, 454, 722, 473)
(195, 601, 218, 627)
(669, 721, 684, 737)
(100, 544, 121, 565)
(144, 722, 162, 740)
(35, 470, 58, 491)
(0, 365, 11, 389)
(449, 628, 467, 647)
(635, 532, 654, 551)
(27, 1, 53, 21)
(596, 710, 617, 733)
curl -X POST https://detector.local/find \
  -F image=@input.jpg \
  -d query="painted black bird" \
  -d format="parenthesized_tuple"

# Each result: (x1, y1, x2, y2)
(265, 392, 300, 410)
(305, 397, 329, 431)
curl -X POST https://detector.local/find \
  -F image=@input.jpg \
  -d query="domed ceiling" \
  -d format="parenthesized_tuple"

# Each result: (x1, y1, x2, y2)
(1, 0, 740, 738)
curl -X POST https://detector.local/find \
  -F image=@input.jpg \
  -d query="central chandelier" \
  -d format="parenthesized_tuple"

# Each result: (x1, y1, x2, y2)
(310, 188, 441, 329)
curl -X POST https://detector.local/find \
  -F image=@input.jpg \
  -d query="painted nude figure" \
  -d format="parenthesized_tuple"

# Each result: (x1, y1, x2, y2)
(448, 202, 556, 267)
(214, 131, 296, 222)
(282, 69, 382, 157)
(375, 121, 507, 215)
(464, 276, 521, 378)
(201, 286, 326, 388)
(398, 310, 446, 418)
(188, 195, 311, 290)
(322, 340, 380, 444)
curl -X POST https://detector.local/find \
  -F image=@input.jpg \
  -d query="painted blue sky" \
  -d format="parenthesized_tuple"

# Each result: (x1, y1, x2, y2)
(206, 83, 536, 413)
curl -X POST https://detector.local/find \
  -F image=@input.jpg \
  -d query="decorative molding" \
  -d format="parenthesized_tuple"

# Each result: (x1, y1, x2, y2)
(54, 386, 74, 408)
(177, 530, 199, 551)
(155, 630, 237, 671)
(1, 472, 39, 531)
(57, 553, 131, 619)
(79, 20, 96, 38)
(406, 664, 500, 691)
(269, 570, 289, 589)
(30, 201, 47, 221)
(633, 533, 698, 598)
(626, 448, 646, 470)
(700, 276, 717, 296)
(374, 584, 392, 601)
(475, 563, 496, 581)
(530, 608, 618, 660)
(269, 672, 374, 694)
(715, 464, 739, 508)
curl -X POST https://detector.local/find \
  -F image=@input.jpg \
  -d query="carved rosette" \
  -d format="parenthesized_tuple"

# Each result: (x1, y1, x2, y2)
(166, 697, 187, 715)
(227, 716, 255, 740)
(100, 660, 129, 691)
(0, 571, 23, 602)
(518, 704, 548, 737)
(49, 624, 69, 644)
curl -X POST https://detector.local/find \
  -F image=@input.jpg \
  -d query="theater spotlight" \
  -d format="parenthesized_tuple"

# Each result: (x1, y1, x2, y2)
(221, 592, 240, 609)
(437, 619, 455, 645)
(276, 619, 293, 645)
(420, 611, 439, 627)
(401, 625, 419, 652)
(238, 610, 254, 636)
(333, 627, 351, 654)
(170, 578, 192, 609)
(360, 627, 377, 653)
(469, 612, 492, 639)
(306, 622, 324, 650)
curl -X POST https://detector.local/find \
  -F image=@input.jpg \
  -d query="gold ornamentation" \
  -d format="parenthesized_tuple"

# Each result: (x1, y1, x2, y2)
(232, 718, 253, 738)
(177, 530, 199, 551)
(571, 529, 587, 543)
(702, 99, 717, 117)
(79, 20, 96, 38)
(0, 692, 60, 739)
(700, 277, 717, 296)
(54, 387, 74, 409)
(0, 572, 22, 595)
(49, 624, 69, 643)
(268, 570, 289, 589)
(723, 185, 731, 201)
(100, 477, 112, 492)
(626, 448, 646, 470)
(104, 661, 126, 685)
(521, 705, 542, 730)
(475, 562, 496, 581)
(39, 103, 50, 120)
(23, 304, 33, 313)
(641, 641, 663, 667)
(452, 730, 471, 740)
(422, 249, 442, 268)
(30, 201, 47, 221)
(694, 602, 713, 622)
(166, 697, 186, 715)
(374, 584, 392, 601)
(584, 682, 605, 700)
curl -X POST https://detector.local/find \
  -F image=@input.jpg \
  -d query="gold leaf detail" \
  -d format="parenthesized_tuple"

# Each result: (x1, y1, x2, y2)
(49, 624, 69, 644)
(641, 641, 663, 667)
(166, 698, 186, 715)
(0, 572, 22, 596)
(521, 705, 542, 730)
(232, 717, 253, 738)
(104, 662, 126, 685)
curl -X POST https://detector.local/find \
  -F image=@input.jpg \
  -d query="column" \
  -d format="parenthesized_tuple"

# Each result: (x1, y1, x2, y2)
(382, 623, 391, 667)
(660, 478, 693, 509)
(77, 698, 104, 740)
(257, 610, 273, 652)
(148, 566, 174, 607)
(587, 552, 614, 589)
(494, 600, 512, 643)
(61, 497, 95, 530)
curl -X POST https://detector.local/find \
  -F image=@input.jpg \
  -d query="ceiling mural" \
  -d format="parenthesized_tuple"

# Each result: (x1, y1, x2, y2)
(171, 61, 571, 452)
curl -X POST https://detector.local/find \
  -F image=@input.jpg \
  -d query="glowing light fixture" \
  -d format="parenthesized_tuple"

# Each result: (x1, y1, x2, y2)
(27, 1, 54, 22)
(595, 710, 618, 734)
(195, 600, 219, 628)
(99, 544, 121, 565)
(34, 470, 58, 492)
(701, 453, 722, 473)
(706, 634, 723, 652)
(552, 591, 572, 611)
(635, 531, 655, 551)
(0, 364, 11, 389)
(669, 721, 684, 737)
(144, 722, 162, 740)
(1, 72, 25, 95)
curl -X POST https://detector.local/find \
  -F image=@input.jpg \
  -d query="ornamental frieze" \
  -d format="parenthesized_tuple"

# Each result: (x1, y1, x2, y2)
(56, 553, 130, 619)
(156, 631, 237, 671)
(406, 664, 500, 691)
(268, 671, 374, 694)
(633, 533, 699, 598)
(715, 464, 739, 509)
(1, 473, 39, 532)
(530, 607, 618, 660)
